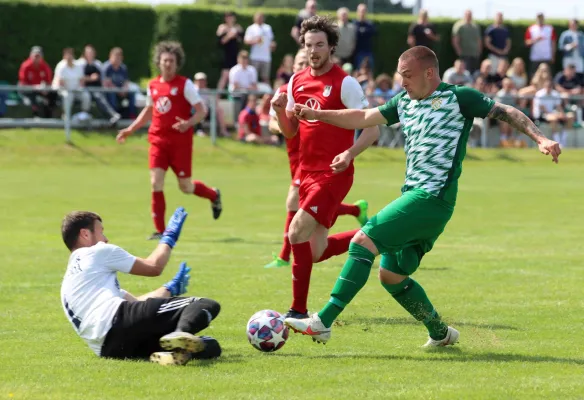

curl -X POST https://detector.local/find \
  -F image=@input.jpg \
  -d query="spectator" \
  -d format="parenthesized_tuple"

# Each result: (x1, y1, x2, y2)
(238, 95, 277, 145)
(372, 74, 395, 106)
(336, 7, 356, 65)
(472, 59, 498, 94)
(102, 47, 136, 118)
(484, 12, 511, 74)
(77, 44, 120, 125)
(495, 77, 518, 147)
(194, 72, 229, 137)
(292, 0, 317, 46)
(491, 58, 510, 89)
(451, 10, 482, 74)
(216, 12, 244, 92)
(18, 46, 57, 118)
(533, 80, 574, 147)
(353, 3, 377, 70)
(558, 19, 584, 76)
(506, 57, 528, 90)
(52, 48, 91, 117)
(554, 64, 582, 96)
(442, 59, 473, 86)
(355, 57, 374, 90)
(518, 62, 552, 97)
(229, 50, 258, 112)
(392, 71, 403, 93)
(244, 12, 276, 84)
(525, 13, 556, 77)
(276, 54, 294, 84)
(407, 9, 439, 50)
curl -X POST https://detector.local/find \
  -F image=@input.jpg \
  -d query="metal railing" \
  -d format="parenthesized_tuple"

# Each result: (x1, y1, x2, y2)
(1, 84, 584, 146)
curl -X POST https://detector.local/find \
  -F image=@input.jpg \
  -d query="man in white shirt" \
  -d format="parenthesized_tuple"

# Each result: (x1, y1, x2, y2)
(229, 50, 258, 112)
(60, 207, 222, 366)
(525, 13, 557, 77)
(52, 48, 91, 116)
(533, 80, 574, 147)
(244, 12, 276, 83)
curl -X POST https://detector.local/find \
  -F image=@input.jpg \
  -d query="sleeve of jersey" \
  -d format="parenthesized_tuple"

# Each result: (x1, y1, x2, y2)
(184, 79, 203, 106)
(286, 74, 296, 112)
(340, 76, 369, 110)
(102, 244, 137, 274)
(377, 95, 400, 126)
(146, 85, 152, 106)
(454, 86, 495, 119)
(269, 88, 280, 117)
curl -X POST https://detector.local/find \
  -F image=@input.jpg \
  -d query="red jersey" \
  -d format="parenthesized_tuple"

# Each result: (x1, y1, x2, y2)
(18, 58, 53, 85)
(286, 64, 368, 172)
(147, 75, 203, 145)
(271, 83, 300, 166)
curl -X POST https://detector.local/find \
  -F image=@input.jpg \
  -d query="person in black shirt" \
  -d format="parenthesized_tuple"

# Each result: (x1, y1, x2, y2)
(217, 12, 244, 91)
(291, 0, 317, 46)
(407, 9, 440, 49)
(484, 12, 511, 75)
(353, 3, 377, 70)
(78, 45, 121, 125)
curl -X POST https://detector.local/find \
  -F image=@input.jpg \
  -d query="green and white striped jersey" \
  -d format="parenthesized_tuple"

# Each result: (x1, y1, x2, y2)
(378, 82, 494, 204)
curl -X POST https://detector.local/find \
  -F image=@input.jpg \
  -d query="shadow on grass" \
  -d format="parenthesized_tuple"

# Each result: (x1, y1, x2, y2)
(197, 237, 279, 246)
(66, 141, 109, 165)
(495, 151, 522, 163)
(305, 350, 584, 365)
(191, 353, 246, 367)
(345, 316, 520, 331)
(213, 142, 253, 163)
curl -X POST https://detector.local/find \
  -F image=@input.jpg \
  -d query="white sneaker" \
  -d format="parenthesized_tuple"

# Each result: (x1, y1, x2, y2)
(159, 331, 205, 353)
(423, 326, 459, 347)
(150, 350, 192, 366)
(285, 313, 331, 344)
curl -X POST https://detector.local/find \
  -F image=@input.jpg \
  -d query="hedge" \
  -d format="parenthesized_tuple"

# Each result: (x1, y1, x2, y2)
(0, 1, 572, 87)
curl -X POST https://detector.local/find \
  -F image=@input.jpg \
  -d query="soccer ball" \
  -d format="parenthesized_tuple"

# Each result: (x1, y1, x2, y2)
(246, 310, 289, 352)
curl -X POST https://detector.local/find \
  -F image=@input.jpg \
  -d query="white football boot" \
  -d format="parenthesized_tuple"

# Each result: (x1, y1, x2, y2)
(150, 350, 192, 366)
(159, 331, 206, 353)
(285, 313, 331, 344)
(423, 326, 459, 347)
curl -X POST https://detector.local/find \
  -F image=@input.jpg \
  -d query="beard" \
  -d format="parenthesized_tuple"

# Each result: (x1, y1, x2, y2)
(309, 53, 330, 71)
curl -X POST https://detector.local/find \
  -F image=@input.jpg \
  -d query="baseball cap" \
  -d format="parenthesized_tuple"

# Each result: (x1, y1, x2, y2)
(30, 46, 43, 55)
(194, 72, 207, 80)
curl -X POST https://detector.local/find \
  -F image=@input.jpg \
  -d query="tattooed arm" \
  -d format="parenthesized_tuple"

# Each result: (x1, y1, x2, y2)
(487, 102, 562, 163)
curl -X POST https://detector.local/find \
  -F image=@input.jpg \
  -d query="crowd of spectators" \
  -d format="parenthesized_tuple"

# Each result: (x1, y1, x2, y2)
(2, 1, 584, 148)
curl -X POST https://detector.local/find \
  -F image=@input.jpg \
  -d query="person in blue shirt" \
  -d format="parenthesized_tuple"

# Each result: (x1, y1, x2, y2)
(484, 12, 511, 75)
(353, 4, 376, 72)
(558, 19, 584, 78)
(102, 47, 136, 118)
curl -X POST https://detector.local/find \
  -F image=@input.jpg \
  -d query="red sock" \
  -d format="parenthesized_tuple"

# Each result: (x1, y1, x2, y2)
(278, 211, 296, 262)
(152, 191, 166, 233)
(193, 180, 217, 202)
(337, 203, 360, 217)
(317, 229, 359, 263)
(291, 241, 313, 314)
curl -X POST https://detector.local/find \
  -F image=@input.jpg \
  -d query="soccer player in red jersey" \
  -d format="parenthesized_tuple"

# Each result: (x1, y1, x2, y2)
(264, 49, 369, 269)
(116, 42, 222, 239)
(271, 17, 379, 318)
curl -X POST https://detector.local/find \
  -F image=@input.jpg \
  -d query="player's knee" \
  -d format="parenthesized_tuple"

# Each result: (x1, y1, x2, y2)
(378, 267, 408, 286)
(150, 176, 164, 191)
(201, 298, 221, 319)
(351, 231, 377, 254)
(178, 180, 191, 194)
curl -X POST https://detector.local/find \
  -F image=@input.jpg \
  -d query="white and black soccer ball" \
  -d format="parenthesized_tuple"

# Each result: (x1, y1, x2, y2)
(246, 310, 289, 352)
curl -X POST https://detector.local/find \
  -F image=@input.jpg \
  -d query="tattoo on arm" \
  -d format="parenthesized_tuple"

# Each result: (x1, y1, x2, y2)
(488, 103, 544, 143)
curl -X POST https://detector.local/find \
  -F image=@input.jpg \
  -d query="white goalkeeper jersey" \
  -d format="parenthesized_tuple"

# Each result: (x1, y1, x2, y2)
(60, 242, 136, 355)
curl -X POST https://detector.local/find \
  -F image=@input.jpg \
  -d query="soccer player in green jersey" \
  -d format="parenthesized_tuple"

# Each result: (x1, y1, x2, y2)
(284, 46, 561, 347)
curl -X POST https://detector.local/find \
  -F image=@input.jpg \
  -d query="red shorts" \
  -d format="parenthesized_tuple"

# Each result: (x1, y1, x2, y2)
(298, 169, 353, 229)
(149, 141, 192, 178)
(289, 158, 301, 187)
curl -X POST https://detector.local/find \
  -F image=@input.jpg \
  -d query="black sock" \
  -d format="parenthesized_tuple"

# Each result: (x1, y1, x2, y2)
(191, 336, 222, 359)
(177, 298, 221, 334)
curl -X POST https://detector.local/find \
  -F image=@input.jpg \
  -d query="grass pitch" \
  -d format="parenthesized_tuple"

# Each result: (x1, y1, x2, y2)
(1, 129, 583, 399)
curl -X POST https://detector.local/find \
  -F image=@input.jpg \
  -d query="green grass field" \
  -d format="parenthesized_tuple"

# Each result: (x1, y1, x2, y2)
(1, 129, 584, 399)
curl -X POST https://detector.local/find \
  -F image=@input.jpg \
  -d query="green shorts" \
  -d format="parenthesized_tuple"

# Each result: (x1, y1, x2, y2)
(361, 188, 454, 276)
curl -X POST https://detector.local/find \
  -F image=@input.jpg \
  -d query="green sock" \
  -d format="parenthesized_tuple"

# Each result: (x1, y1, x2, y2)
(382, 277, 448, 340)
(318, 243, 375, 328)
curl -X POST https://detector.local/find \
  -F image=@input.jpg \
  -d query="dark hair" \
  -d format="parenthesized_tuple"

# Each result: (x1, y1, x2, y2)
(62, 47, 74, 56)
(300, 15, 339, 54)
(399, 46, 439, 71)
(153, 41, 185, 70)
(238, 50, 249, 58)
(61, 211, 101, 251)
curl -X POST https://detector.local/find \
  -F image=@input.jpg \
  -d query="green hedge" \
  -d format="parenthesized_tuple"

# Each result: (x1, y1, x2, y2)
(0, 1, 571, 87)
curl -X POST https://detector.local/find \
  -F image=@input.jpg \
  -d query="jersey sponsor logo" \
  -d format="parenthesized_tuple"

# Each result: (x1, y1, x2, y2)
(310, 206, 318, 213)
(170, 87, 178, 96)
(152, 89, 158, 95)
(323, 85, 332, 97)
(155, 96, 172, 114)
(305, 98, 321, 123)
(297, 86, 304, 92)
(431, 98, 442, 110)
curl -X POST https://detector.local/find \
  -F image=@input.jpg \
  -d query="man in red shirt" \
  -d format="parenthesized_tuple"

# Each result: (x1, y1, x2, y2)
(116, 41, 222, 239)
(18, 46, 57, 118)
(265, 49, 368, 269)
(271, 17, 379, 318)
